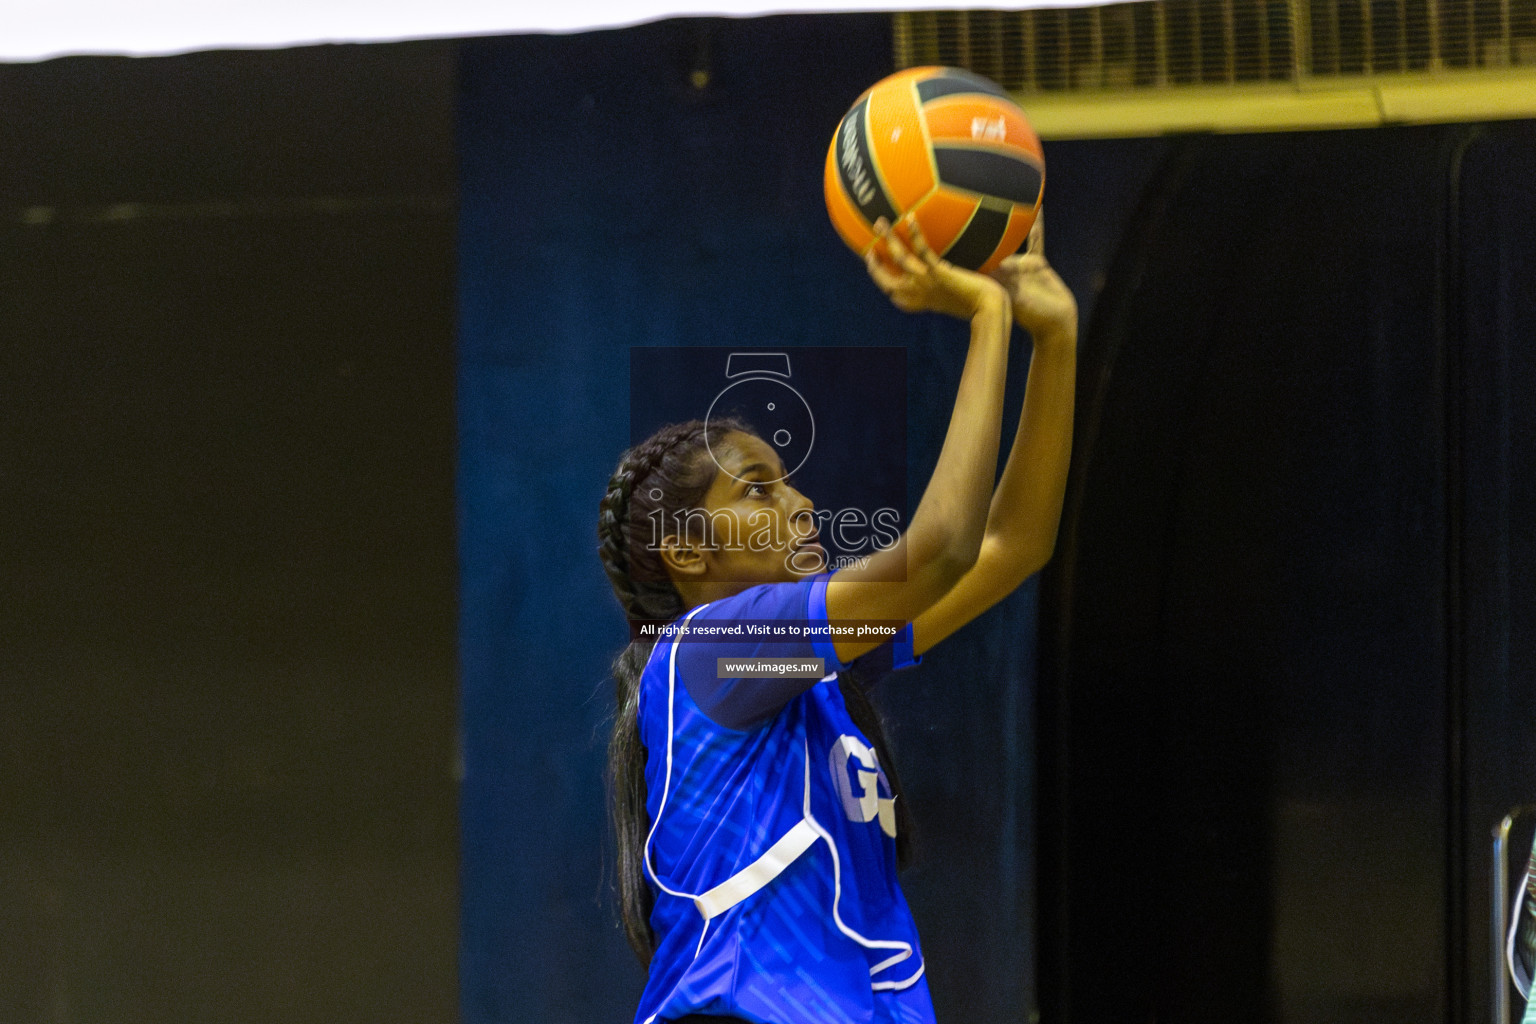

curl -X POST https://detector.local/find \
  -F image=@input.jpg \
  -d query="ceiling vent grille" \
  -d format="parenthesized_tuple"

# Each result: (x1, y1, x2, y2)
(894, 4, 1536, 134)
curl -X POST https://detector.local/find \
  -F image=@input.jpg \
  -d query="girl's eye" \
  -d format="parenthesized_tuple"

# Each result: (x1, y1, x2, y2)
(747, 482, 769, 497)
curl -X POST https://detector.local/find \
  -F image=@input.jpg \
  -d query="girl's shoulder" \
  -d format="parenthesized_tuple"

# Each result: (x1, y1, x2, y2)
(692, 573, 828, 625)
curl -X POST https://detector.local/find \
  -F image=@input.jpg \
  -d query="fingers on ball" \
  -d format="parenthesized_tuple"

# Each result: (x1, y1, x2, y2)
(867, 235, 899, 276)
(900, 215, 939, 265)
(866, 250, 901, 291)
(1026, 210, 1045, 255)
(886, 225, 928, 275)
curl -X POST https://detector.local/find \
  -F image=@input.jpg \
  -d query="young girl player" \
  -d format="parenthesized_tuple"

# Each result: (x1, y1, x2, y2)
(597, 213, 1077, 1024)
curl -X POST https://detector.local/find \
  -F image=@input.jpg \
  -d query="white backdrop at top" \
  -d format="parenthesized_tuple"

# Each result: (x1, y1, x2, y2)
(1, 0, 1140, 62)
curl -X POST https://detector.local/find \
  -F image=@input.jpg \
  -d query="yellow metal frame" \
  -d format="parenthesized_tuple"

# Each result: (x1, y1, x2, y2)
(894, 9, 1536, 139)
(1019, 69, 1536, 138)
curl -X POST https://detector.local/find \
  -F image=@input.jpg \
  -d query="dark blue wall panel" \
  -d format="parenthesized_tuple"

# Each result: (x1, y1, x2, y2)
(455, 17, 1135, 1023)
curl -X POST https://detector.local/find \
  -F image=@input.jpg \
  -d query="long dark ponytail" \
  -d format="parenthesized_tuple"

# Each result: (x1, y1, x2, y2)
(597, 418, 914, 964)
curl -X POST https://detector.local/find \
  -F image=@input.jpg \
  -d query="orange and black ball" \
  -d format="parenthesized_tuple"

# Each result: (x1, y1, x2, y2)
(825, 67, 1044, 275)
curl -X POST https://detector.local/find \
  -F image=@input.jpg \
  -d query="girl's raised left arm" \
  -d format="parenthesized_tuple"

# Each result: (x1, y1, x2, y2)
(910, 213, 1078, 655)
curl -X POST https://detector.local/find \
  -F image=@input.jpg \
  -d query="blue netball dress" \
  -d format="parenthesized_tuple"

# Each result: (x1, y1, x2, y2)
(634, 573, 934, 1024)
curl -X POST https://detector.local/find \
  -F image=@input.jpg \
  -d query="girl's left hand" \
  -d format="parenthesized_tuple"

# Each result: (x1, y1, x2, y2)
(990, 211, 1077, 342)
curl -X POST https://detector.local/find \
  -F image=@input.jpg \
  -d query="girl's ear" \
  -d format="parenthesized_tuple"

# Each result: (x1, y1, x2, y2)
(658, 533, 708, 578)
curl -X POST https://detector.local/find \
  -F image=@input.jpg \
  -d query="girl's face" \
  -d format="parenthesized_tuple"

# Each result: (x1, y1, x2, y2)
(674, 430, 826, 587)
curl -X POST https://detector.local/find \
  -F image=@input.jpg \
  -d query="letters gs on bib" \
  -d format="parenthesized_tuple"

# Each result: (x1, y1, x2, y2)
(831, 734, 898, 838)
(824, 67, 1045, 275)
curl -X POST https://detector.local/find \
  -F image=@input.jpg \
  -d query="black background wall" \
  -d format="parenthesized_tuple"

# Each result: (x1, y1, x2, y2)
(1041, 123, 1536, 1024)
(0, 43, 460, 1023)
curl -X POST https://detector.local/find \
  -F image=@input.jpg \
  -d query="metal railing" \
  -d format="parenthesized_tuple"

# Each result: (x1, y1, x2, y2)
(1494, 806, 1536, 1024)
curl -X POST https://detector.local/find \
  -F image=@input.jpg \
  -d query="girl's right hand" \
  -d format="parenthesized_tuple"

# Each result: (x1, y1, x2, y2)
(865, 214, 1009, 321)
(988, 211, 1077, 343)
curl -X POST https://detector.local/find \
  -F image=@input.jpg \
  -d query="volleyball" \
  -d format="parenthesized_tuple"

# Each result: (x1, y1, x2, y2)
(824, 66, 1044, 275)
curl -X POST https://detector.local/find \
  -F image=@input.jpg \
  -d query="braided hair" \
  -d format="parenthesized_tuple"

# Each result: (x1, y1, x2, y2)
(598, 418, 914, 964)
